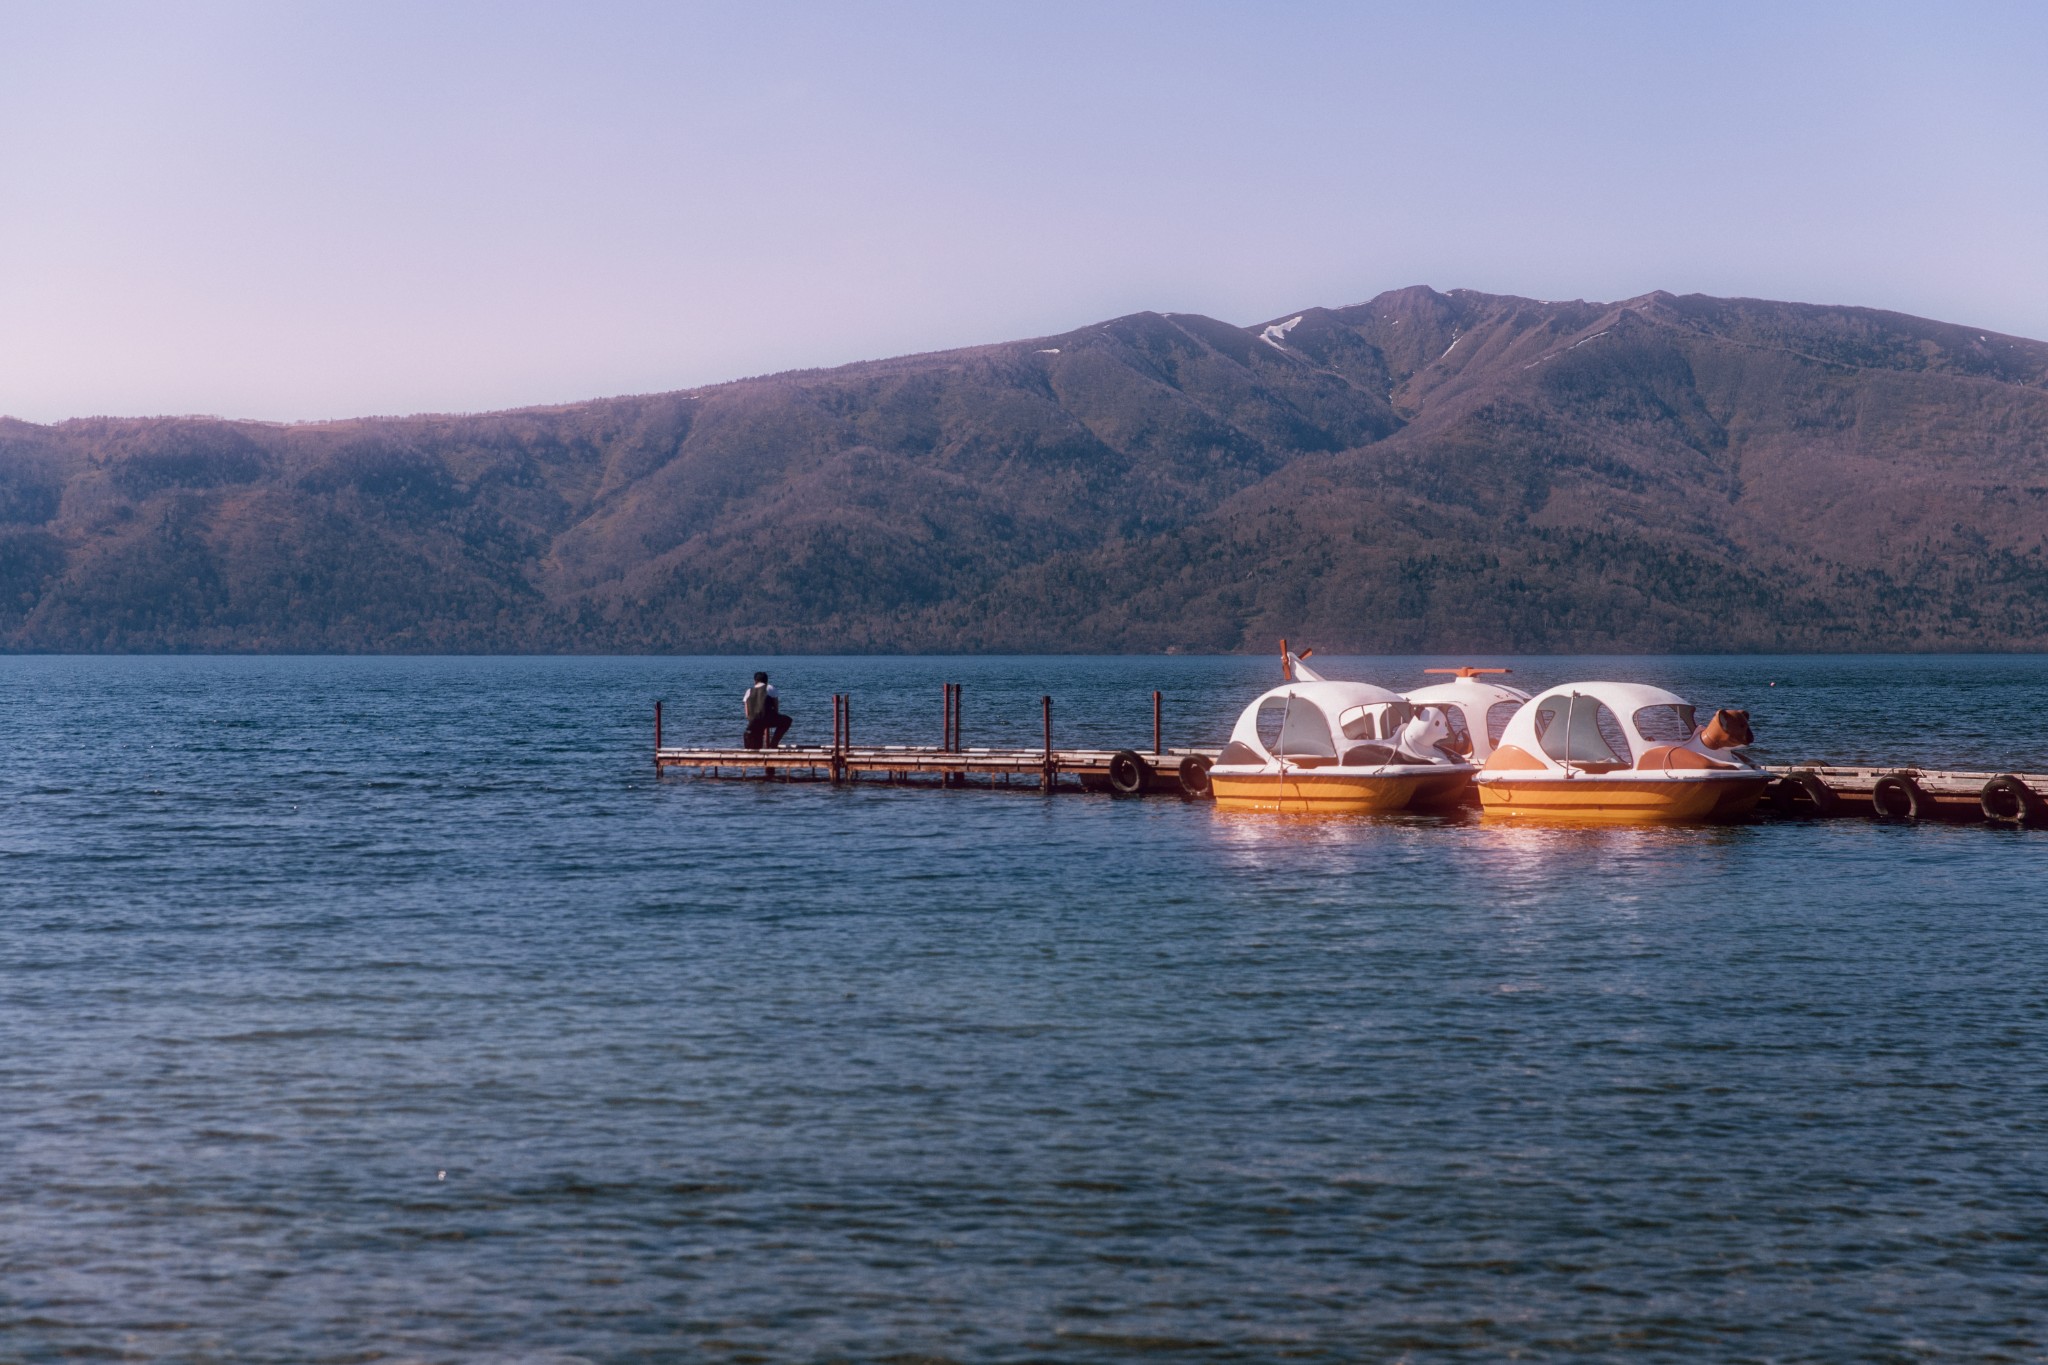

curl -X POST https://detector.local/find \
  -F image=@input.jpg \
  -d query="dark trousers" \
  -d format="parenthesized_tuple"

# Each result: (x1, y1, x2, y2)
(744, 712, 792, 749)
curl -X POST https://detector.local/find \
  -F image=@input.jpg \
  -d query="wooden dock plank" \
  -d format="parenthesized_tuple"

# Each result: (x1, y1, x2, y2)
(655, 744, 1216, 791)
(1764, 764, 2048, 796)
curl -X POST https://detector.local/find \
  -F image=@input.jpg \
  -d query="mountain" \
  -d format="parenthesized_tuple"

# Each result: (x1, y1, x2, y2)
(4, 287, 2048, 652)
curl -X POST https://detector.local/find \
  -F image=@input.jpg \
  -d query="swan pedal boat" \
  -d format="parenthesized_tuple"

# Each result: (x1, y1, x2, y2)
(1475, 682, 1768, 823)
(1209, 680, 1478, 814)
(1403, 669, 1532, 767)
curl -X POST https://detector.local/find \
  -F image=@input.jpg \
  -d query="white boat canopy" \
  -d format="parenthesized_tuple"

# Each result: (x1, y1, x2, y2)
(1487, 681, 1754, 774)
(1218, 681, 1472, 770)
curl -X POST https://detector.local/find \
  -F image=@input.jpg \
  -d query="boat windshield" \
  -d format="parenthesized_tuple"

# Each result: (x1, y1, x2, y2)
(1337, 701, 1411, 740)
(1259, 696, 1338, 759)
(1633, 704, 1697, 743)
(1532, 696, 1632, 768)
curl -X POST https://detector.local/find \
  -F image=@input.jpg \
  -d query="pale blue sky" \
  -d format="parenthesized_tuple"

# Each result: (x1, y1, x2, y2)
(4, 1, 2045, 423)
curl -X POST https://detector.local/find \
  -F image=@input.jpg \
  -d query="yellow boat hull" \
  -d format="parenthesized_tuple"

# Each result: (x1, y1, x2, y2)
(1477, 775, 1769, 823)
(1211, 770, 1470, 814)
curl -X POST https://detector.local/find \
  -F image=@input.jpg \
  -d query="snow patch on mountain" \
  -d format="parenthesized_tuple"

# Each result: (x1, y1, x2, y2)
(1260, 316, 1304, 350)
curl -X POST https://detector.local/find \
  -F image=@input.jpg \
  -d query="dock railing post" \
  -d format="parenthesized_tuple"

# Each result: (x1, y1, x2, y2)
(1041, 695, 1054, 792)
(654, 700, 663, 772)
(831, 694, 843, 782)
(943, 682, 963, 787)
(1153, 690, 1161, 756)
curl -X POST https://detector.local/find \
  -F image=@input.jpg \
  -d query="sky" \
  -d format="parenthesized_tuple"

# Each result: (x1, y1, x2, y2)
(3, 0, 2046, 424)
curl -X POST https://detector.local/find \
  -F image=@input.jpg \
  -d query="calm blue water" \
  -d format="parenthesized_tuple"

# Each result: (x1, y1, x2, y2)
(3, 654, 2046, 1363)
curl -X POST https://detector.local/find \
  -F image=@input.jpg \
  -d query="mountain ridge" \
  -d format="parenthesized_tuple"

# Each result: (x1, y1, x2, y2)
(4, 286, 2047, 652)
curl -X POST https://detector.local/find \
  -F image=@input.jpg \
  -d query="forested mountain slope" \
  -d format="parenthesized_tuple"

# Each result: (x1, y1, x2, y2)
(4, 287, 2047, 651)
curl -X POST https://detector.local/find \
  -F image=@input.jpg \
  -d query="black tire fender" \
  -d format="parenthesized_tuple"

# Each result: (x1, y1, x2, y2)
(1178, 753, 1213, 800)
(1872, 772, 1929, 822)
(1771, 770, 1839, 817)
(1980, 774, 2043, 827)
(1763, 776, 1801, 816)
(1107, 750, 1148, 796)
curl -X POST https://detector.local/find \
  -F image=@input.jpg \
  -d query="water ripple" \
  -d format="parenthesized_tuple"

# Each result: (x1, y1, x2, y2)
(1, 654, 2045, 1362)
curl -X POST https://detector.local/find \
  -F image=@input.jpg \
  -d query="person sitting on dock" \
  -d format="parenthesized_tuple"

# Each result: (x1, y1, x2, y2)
(743, 671, 793, 750)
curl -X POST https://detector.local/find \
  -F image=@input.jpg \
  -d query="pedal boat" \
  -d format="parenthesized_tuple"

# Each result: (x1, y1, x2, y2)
(1403, 668, 1531, 763)
(1209, 680, 1479, 814)
(1474, 682, 1769, 823)
(1397, 668, 1532, 807)
(1323, 668, 1529, 808)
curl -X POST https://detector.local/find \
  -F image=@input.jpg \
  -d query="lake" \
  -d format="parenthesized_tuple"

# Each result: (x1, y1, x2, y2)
(3, 654, 2045, 1362)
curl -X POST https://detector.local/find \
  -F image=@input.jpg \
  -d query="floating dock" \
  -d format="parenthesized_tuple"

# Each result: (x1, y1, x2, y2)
(653, 744, 1211, 795)
(1761, 764, 2048, 824)
(654, 691, 1207, 795)
(652, 694, 2048, 826)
